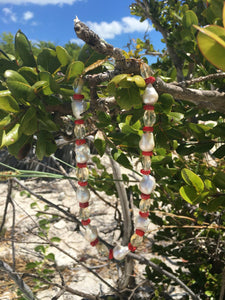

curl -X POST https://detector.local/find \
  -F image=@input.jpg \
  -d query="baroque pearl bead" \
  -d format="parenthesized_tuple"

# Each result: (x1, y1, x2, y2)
(71, 100, 87, 119)
(113, 245, 130, 261)
(139, 175, 156, 194)
(75, 144, 90, 163)
(143, 84, 158, 105)
(76, 186, 90, 203)
(85, 225, 98, 242)
(139, 132, 155, 152)
(136, 215, 150, 232)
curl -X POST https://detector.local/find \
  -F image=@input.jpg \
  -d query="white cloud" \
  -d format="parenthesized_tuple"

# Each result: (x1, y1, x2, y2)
(2, 7, 17, 22)
(23, 11, 34, 21)
(70, 38, 84, 46)
(86, 17, 152, 40)
(0, 0, 81, 4)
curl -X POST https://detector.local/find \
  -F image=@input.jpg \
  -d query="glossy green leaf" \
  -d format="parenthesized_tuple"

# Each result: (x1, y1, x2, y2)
(18, 67, 38, 85)
(167, 112, 184, 123)
(1, 123, 21, 148)
(0, 114, 11, 130)
(196, 25, 225, 71)
(208, 196, 225, 211)
(158, 93, 174, 113)
(4, 69, 29, 84)
(94, 131, 106, 157)
(37, 48, 60, 73)
(181, 168, 204, 193)
(0, 90, 19, 112)
(179, 185, 198, 204)
(65, 61, 84, 81)
(50, 237, 61, 243)
(8, 134, 32, 159)
(115, 86, 142, 110)
(39, 71, 60, 95)
(78, 43, 106, 67)
(6, 80, 35, 101)
(111, 149, 132, 169)
(127, 75, 146, 88)
(20, 106, 37, 135)
(97, 111, 111, 126)
(56, 46, 71, 66)
(15, 30, 36, 67)
(183, 10, 198, 28)
(213, 172, 225, 189)
(213, 144, 225, 158)
(36, 130, 57, 160)
(0, 58, 18, 76)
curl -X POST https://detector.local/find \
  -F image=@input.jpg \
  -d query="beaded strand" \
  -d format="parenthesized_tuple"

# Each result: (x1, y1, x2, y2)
(71, 76, 158, 260)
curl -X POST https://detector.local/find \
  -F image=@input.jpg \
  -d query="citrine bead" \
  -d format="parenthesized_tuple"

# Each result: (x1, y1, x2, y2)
(142, 155, 152, 170)
(130, 233, 143, 247)
(139, 198, 152, 212)
(96, 242, 109, 256)
(74, 124, 86, 139)
(76, 167, 89, 181)
(143, 110, 156, 127)
(79, 207, 90, 220)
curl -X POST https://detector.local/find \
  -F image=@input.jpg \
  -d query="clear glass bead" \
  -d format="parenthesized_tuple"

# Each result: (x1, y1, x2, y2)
(74, 124, 86, 139)
(139, 175, 156, 195)
(143, 110, 156, 127)
(79, 207, 90, 220)
(76, 186, 90, 203)
(113, 245, 130, 261)
(96, 242, 109, 256)
(139, 132, 155, 152)
(76, 167, 89, 181)
(142, 156, 152, 170)
(75, 144, 90, 163)
(71, 100, 87, 119)
(85, 225, 98, 242)
(143, 84, 158, 105)
(130, 233, 143, 247)
(139, 198, 152, 212)
(136, 215, 150, 232)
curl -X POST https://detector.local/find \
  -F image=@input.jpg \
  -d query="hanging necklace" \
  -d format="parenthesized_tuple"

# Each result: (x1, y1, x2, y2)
(71, 76, 158, 260)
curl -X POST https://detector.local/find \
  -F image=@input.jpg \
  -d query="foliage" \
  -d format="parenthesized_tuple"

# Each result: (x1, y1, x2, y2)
(0, 0, 225, 299)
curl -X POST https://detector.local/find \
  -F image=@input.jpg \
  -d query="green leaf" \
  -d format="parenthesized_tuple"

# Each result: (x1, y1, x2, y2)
(36, 130, 57, 160)
(26, 262, 38, 269)
(0, 113, 11, 130)
(20, 106, 37, 135)
(208, 196, 225, 211)
(0, 90, 19, 112)
(18, 67, 38, 85)
(183, 10, 198, 28)
(50, 236, 61, 243)
(116, 86, 142, 110)
(65, 61, 84, 81)
(94, 131, 106, 157)
(56, 46, 71, 66)
(34, 245, 46, 254)
(45, 253, 55, 261)
(210, 123, 225, 137)
(39, 71, 60, 95)
(96, 111, 111, 126)
(37, 48, 60, 73)
(78, 43, 106, 67)
(213, 172, 225, 189)
(4, 69, 29, 84)
(195, 25, 225, 71)
(6, 80, 35, 101)
(158, 93, 174, 113)
(181, 168, 204, 193)
(15, 30, 36, 67)
(8, 134, 32, 159)
(111, 149, 132, 169)
(1, 123, 21, 148)
(213, 144, 225, 158)
(127, 75, 146, 88)
(167, 112, 184, 123)
(179, 185, 198, 204)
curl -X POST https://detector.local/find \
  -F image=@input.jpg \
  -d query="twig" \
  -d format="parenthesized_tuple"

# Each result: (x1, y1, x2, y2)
(175, 72, 225, 87)
(220, 267, 225, 300)
(128, 252, 200, 300)
(0, 259, 36, 300)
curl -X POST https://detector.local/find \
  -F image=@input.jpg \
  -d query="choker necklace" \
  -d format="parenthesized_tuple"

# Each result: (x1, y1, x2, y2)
(71, 76, 158, 260)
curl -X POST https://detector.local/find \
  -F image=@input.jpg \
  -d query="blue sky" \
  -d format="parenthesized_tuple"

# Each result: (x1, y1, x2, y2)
(0, 0, 164, 62)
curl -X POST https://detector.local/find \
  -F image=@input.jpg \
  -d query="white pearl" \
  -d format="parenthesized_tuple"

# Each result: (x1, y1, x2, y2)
(139, 175, 156, 194)
(113, 245, 130, 260)
(143, 84, 158, 104)
(136, 215, 150, 231)
(75, 144, 90, 163)
(76, 186, 90, 203)
(71, 100, 87, 119)
(85, 225, 98, 242)
(139, 132, 155, 152)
